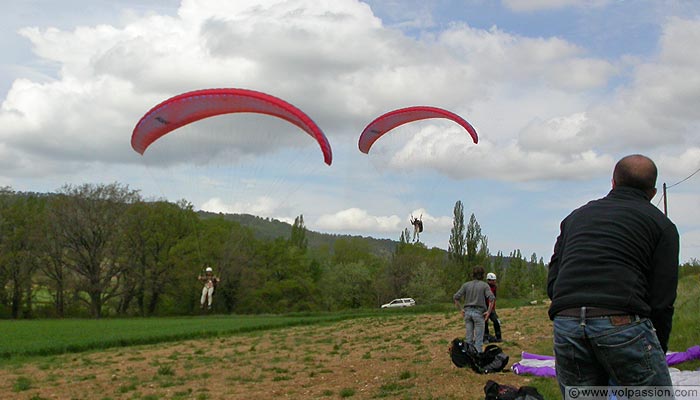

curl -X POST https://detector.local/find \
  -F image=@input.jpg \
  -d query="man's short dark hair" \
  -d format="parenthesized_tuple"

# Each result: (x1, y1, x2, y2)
(613, 154, 657, 192)
(472, 266, 485, 280)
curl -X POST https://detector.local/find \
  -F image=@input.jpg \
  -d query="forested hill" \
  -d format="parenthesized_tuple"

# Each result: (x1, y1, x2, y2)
(197, 211, 399, 258)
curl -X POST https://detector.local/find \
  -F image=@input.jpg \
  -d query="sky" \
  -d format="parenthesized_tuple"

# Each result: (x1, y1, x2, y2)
(1, 0, 699, 263)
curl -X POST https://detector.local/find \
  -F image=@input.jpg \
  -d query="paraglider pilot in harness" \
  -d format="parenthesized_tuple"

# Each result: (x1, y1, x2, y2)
(198, 267, 220, 310)
(410, 214, 423, 242)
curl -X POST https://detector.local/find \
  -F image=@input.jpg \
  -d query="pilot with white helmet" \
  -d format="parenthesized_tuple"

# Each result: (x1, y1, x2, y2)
(484, 272, 502, 343)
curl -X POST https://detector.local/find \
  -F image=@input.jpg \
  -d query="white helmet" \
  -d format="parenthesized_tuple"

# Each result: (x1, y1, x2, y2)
(205, 267, 213, 272)
(486, 272, 497, 280)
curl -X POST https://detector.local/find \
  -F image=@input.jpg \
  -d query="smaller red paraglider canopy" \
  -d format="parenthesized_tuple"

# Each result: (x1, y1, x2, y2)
(131, 88, 332, 165)
(358, 106, 478, 154)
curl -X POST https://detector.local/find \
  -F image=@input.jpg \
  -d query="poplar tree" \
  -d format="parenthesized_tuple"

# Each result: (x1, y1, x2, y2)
(466, 213, 482, 265)
(290, 214, 308, 251)
(448, 201, 466, 266)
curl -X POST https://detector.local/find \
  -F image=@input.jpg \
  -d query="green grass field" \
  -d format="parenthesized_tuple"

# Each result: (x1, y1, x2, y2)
(0, 314, 357, 360)
(2, 273, 697, 373)
(0, 306, 445, 361)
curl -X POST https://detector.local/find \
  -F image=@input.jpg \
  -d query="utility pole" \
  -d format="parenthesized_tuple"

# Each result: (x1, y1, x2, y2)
(663, 183, 668, 217)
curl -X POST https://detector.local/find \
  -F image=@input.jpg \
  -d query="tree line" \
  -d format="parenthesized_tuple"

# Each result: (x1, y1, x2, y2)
(1, 184, 552, 319)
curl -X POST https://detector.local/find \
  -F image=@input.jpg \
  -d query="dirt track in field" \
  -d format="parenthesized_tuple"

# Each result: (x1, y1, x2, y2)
(0, 305, 554, 400)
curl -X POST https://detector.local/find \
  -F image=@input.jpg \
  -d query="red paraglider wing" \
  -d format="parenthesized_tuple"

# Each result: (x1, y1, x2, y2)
(131, 88, 332, 165)
(358, 106, 478, 154)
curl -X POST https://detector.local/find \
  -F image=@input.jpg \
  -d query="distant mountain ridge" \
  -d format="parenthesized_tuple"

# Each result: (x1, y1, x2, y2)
(197, 211, 399, 258)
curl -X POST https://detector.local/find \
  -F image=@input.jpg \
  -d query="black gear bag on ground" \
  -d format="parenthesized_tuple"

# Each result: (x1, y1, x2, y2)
(449, 337, 473, 368)
(483, 380, 545, 400)
(449, 338, 509, 373)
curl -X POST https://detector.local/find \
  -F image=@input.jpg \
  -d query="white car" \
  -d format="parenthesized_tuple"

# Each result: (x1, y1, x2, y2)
(381, 298, 416, 308)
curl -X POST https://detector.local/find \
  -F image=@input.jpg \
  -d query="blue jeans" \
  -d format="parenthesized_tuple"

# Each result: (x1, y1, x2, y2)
(464, 307, 485, 352)
(553, 315, 672, 398)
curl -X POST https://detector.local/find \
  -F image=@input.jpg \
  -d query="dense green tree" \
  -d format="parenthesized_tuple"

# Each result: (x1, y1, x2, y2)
(290, 214, 308, 251)
(39, 204, 73, 317)
(48, 183, 141, 318)
(214, 221, 260, 314)
(332, 237, 380, 267)
(528, 253, 548, 298)
(0, 193, 46, 318)
(406, 260, 447, 305)
(383, 240, 423, 300)
(121, 200, 198, 315)
(166, 216, 258, 314)
(328, 237, 386, 306)
(119, 202, 148, 315)
(0, 188, 12, 315)
(502, 249, 528, 298)
(237, 237, 320, 313)
(478, 236, 490, 262)
(2, 183, 571, 316)
(463, 213, 491, 279)
(680, 258, 700, 273)
(492, 251, 505, 284)
(319, 261, 374, 310)
(0, 188, 13, 317)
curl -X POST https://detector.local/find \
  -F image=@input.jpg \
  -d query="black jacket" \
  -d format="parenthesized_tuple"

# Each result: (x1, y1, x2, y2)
(547, 187, 679, 352)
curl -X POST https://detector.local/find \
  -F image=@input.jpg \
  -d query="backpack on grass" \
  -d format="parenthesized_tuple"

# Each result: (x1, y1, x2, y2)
(484, 380, 545, 400)
(449, 337, 473, 368)
(479, 344, 510, 373)
(449, 338, 509, 374)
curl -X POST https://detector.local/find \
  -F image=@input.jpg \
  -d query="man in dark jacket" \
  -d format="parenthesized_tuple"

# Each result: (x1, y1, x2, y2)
(547, 154, 678, 396)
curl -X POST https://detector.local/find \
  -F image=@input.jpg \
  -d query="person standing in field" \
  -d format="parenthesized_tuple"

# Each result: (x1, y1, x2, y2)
(483, 272, 502, 343)
(454, 265, 495, 353)
(198, 267, 220, 310)
(547, 154, 679, 396)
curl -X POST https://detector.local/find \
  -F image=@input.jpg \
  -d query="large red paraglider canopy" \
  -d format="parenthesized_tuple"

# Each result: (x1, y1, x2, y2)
(131, 88, 332, 165)
(358, 106, 478, 154)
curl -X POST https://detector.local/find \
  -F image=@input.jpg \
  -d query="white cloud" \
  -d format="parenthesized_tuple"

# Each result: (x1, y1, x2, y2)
(580, 17, 700, 151)
(658, 148, 700, 182)
(201, 196, 289, 217)
(312, 206, 455, 241)
(382, 125, 614, 181)
(518, 112, 591, 153)
(315, 208, 402, 232)
(2, 1, 698, 172)
(1, 0, 629, 183)
(436, 23, 617, 91)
